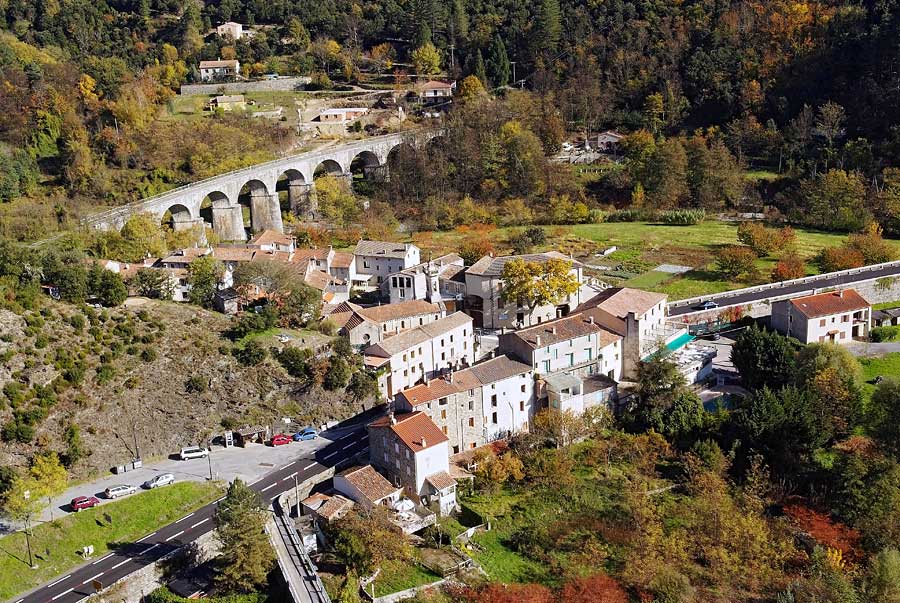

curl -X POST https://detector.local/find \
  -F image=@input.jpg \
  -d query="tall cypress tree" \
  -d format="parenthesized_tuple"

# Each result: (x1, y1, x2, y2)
(537, 0, 561, 56)
(487, 35, 510, 88)
(474, 49, 487, 86)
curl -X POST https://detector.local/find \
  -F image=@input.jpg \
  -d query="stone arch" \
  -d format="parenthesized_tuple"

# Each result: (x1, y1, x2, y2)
(313, 159, 344, 178)
(349, 150, 384, 190)
(276, 169, 306, 215)
(423, 134, 448, 155)
(160, 203, 193, 230)
(238, 179, 279, 234)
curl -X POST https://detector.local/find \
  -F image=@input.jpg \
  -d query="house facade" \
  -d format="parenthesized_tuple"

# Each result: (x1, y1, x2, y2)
(464, 252, 586, 330)
(368, 412, 457, 516)
(327, 300, 445, 347)
(353, 241, 421, 288)
(199, 59, 240, 82)
(333, 465, 402, 511)
(382, 254, 465, 305)
(771, 289, 871, 344)
(395, 354, 535, 454)
(364, 312, 475, 398)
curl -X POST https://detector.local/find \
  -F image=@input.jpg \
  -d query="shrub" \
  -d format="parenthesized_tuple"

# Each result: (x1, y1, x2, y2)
(69, 314, 85, 332)
(817, 246, 865, 272)
(140, 347, 158, 362)
(95, 363, 116, 384)
(605, 209, 647, 222)
(234, 340, 267, 366)
(316, 319, 337, 336)
(772, 254, 807, 281)
(715, 245, 758, 278)
(658, 209, 706, 225)
(870, 326, 900, 342)
(185, 375, 208, 393)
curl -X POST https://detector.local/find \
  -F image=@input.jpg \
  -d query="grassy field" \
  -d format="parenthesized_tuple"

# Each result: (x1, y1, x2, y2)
(860, 352, 900, 400)
(372, 559, 441, 597)
(0, 481, 223, 600)
(417, 221, 872, 299)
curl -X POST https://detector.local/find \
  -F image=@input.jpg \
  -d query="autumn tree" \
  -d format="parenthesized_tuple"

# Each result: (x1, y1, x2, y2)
(800, 169, 870, 232)
(329, 508, 410, 576)
(457, 75, 486, 100)
(187, 255, 225, 308)
(315, 175, 360, 228)
(715, 245, 758, 279)
(559, 573, 629, 603)
(411, 42, 441, 75)
(499, 258, 579, 312)
(215, 479, 274, 592)
(772, 253, 807, 281)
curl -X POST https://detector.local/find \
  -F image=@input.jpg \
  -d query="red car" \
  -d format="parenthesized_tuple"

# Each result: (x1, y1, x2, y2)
(70, 496, 100, 512)
(270, 434, 291, 446)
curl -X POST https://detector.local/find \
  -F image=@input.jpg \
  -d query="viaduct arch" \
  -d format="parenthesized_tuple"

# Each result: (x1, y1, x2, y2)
(84, 131, 436, 242)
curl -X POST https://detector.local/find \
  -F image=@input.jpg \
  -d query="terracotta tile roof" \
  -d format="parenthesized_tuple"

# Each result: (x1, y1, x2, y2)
(468, 354, 532, 384)
(576, 287, 667, 319)
(397, 378, 461, 406)
(332, 251, 354, 268)
(317, 495, 354, 520)
(465, 251, 578, 277)
(304, 269, 336, 291)
(425, 471, 456, 492)
(369, 411, 449, 453)
(512, 314, 605, 348)
(160, 248, 211, 265)
(354, 240, 412, 259)
(200, 59, 239, 68)
(418, 80, 454, 89)
(290, 247, 331, 263)
(338, 465, 400, 503)
(597, 329, 623, 348)
(364, 312, 471, 357)
(301, 492, 331, 510)
(788, 289, 870, 319)
(395, 354, 529, 406)
(212, 247, 258, 262)
(356, 300, 441, 324)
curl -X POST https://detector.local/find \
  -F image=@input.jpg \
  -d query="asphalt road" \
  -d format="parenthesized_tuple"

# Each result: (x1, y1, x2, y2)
(12, 426, 372, 603)
(668, 262, 900, 317)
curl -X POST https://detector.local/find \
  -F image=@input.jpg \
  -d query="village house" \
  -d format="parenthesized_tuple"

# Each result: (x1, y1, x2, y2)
(329, 251, 356, 284)
(317, 107, 369, 122)
(591, 130, 624, 153)
(382, 253, 465, 306)
(417, 80, 456, 104)
(464, 252, 586, 330)
(394, 354, 535, 454)
(499, 313, 623, 381)
(207, 95, 246, 112)
(326, 299, 445, 347)
(353, 240, 421, 288)
(333, 465, 403, 511)
(300, 492, 354, 524)
(215, 21, 249, 40)
(368, 412, 458, 516)
(771, 289, 872, 344)
(364, 312, 475, 399)
(576, 287, 671, 378)
(199, 59, 240, 82)
(248, 229, 296, 254)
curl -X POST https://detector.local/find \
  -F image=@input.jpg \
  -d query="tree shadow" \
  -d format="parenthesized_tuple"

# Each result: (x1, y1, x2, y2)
(0, 542, 27, 566)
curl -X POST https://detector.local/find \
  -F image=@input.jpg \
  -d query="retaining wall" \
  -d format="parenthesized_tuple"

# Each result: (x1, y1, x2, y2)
(179, 77, 311, 96)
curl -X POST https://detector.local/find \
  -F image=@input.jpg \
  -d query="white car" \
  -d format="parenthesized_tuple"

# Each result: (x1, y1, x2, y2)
(104, 484, 137, 499)
(143, 473, 175, 489)
(179, 446, 209, 460)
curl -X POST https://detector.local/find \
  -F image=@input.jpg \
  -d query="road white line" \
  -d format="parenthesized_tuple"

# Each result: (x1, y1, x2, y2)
(46, 575, 71, 588)
(82, 572, 104, 585)
(143, 543, 160, 554)
(111, 558, 131, 570)
(15, 598, 24, 602)
(323, 451, 339, 460)
(175, 512, 194, 523)
(164, 530, 185, 542)
(50, 587, 74, 601)
(361, 446, 369, 452)
(342, 442, 356, 450)
(302, 463, 316, 471)
(339, 432, 356, 441)
(261, 483, 277, 492)
(214, 496, 226, 503)
(281, 462, 294, 470)
(135, 531, 156, 543)
(190, 518, 210, 529)
(92, 553, 114, 565)
(281, 472, 297, 482)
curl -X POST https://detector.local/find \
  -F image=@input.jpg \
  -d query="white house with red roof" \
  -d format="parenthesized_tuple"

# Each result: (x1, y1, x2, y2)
(368, 412, 457, 516)
(771, 289, 871, 344)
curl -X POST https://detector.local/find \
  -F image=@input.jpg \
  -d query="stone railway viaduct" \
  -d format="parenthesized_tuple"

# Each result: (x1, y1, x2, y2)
(82, 131, 435, 241)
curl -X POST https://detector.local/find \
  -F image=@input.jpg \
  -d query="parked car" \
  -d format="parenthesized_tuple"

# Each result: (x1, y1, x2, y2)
(70, 495, 100, 512)
(179, 446, 209, 460)
(104, 484, 137, 499)
(143, 473, 175, 489)
(700, 300, 719, 310)
(293, 427, 318, 441)
(270, 434, 291, 446)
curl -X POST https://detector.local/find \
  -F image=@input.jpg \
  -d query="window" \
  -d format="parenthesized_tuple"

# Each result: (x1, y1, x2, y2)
(468, 389, 474, 396)
(441, 352, 446, 361)
(399, 289, 405, 299)
(442, 425, 448, 434)
(410, 350, 415, 359)
(567, 353, 574, 367)
(468, 417, 474, 427)
(440, 338, 445, 346)
(419, 318, 424, 325)
(403, 353, 407, 362)
(453, 445, 459, 454)
(403, 369, 408, 377)
(492, 412, 498, 424)
(520, 400, 525, 411)
(491, 394, 497, 406)
(401, 320, 406, 329)
(842, 314, 849, 323)
(820, 319, 826, 327)
(439, 397, 448, 405)
(441, 409, 447, 419)
(840, 331, 847, 339)
(468, 400, 474, 411)
(364, 260, 370, 268)
(521, 384, 526, 393)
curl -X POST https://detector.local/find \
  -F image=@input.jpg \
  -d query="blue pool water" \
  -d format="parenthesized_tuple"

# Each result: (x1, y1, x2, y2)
(666, 332, 695, 352)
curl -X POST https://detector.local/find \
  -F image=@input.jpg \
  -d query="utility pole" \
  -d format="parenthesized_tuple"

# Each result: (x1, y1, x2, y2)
(207, 451, 213, 481)
(293, 473, 299, 514)
(23, 490, 36, 569)
(511, 61, 516, 87)
(132, 420, 140, 461)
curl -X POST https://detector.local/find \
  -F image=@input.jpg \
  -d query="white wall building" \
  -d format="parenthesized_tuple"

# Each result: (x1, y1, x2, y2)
(771, 289, 871, 344)
(353, 240, 421, 288)
(199, 59, 240, 82)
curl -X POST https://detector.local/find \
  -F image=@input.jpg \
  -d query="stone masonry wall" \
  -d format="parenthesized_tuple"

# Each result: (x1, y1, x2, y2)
(179, 77, 311, 96)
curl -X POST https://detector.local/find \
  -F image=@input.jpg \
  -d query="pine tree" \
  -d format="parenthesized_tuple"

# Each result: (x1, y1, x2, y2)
(474, 49, 487, 86)
(452, 0, 468, 41)
(487, 35, 511, 88)
(537, 0, 562, 56)
(215, 479, 275, 592)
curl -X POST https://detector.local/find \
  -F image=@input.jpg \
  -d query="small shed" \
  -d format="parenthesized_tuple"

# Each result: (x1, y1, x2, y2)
(234, 425, 268, 446)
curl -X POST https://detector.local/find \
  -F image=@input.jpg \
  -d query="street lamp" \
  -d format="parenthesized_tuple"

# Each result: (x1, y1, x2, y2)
(23, 490, 36, 569)
(207, 451, 213, 481)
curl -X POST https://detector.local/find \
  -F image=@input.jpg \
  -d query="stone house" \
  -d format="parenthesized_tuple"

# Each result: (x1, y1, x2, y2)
(353, 240, 421, 288)
(771, 289, 871, 344)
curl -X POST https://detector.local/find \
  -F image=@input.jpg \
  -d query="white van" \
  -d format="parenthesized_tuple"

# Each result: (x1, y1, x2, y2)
(179, 446, 209, 460)
(104, 484, 137, 499)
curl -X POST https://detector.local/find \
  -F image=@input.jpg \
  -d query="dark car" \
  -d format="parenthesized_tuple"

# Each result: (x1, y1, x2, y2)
(71, 496, 100, 512)
(293, 427, 318, 441)
(270, 434, 291, 446)
(700, 300, 719, 310)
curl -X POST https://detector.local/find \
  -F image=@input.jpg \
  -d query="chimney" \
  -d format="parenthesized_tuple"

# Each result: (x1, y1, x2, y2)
(389, 412, 396, 425)
(588, 316, 595, 324)
(838, 289, 844, 297)
(535, 335, 542, 347)
(420, 437, 427, 447)
(551, 326, 557, 335)
(449, 371, 454, 383)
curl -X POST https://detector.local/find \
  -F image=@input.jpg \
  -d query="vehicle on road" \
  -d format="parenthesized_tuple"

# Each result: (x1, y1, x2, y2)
(70, 495, 100, 512)
(143, 473, 175, 489)
(293, 427, 318, 441)
(270, 434, 291, 446)
(104, 484, 137, 499)
(699, 300, 719, 310)
(180, 446, 209, 460)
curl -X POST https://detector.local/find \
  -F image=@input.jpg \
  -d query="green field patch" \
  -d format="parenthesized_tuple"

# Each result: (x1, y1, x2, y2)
(0, 481, 224, 600)
(372, 559, 441, 597)
(625, 270, 674, 289)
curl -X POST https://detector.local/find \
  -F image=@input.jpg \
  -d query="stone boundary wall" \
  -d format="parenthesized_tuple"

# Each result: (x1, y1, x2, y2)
(179, 77, 311, 96)
(85, 530, 221, 603)
(370, 578, 448, 603)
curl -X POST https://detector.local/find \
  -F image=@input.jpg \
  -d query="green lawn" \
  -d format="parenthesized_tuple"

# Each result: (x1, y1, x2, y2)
(625, 269, 677, 290)
(873, 301, 900, 311)
(467, 528, 549, 584)
(238, 326, 332, 351)
(0, 481, 223, 600)
(372, 559, 441, 597)
(860, 352, 900, 400)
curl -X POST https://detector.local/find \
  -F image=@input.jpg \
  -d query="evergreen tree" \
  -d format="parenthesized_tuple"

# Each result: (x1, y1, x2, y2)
(215, 479, 275, 592)
(730, 325, 797, 391)
(451, 0, 468, 42)
(487, 35, 511, 88)
(536, 0, 562, 56)
(474, 49, 487, 86)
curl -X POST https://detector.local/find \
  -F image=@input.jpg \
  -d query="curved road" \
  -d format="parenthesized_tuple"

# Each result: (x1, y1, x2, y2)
(669, 262, 900, 317)
(11, 426, 371, 603)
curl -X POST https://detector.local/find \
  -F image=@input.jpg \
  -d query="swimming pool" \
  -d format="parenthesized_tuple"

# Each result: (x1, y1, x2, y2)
(666, 332, 695, 352)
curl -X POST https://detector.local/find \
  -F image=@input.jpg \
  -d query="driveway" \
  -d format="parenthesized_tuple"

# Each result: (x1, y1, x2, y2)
(846, 341, 900, 357)
(3, 424, 365, 530)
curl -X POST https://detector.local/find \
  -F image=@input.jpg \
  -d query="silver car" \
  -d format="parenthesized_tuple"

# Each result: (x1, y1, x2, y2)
(179, 446, 208, 460)
(104, 484, 137, 499)
(143, 473, 175, 489)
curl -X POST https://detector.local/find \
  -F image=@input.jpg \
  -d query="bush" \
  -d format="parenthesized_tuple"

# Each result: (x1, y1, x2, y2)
(68, 314, 85, 332)
(185, 375, 208, 393)
(871, 326, 900, 342)
(140, 347, 158, 362)
(715, 245, 758, 278)
(817, 246, 866, 272)
(772, 254, 807, 281)
(95, 363, 116, 384)
(234, 340, 267, 366)
(658, 209, 706, 225)
(605, 209, 647, 222)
